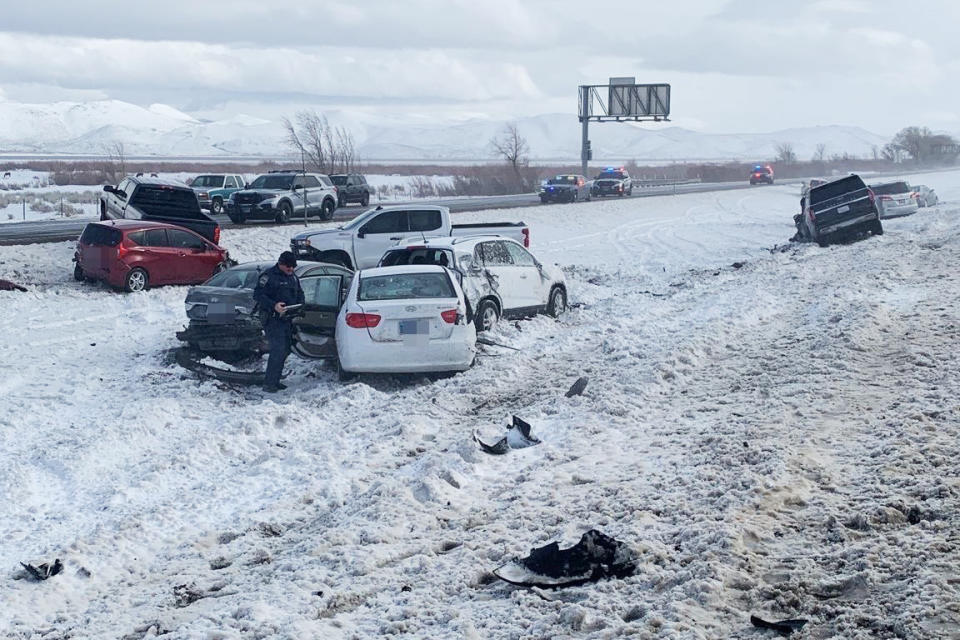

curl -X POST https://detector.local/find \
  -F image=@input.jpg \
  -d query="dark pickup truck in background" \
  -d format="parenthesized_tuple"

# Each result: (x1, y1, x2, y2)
(100, 176, 221, 244)
(794, 174, 882, 247)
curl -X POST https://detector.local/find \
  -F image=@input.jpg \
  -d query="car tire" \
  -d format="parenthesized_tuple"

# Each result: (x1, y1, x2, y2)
(570, 192, 578, 203)
(73, 263, 84, 282)
(212, 197, 223, 215)
(321, 198, 335, 220)
(360, 192, 370, 207)
(475, 298, 500, 333)
(276, 202, 292, 224)
(547, 286, 567, 318)
(870, 219, 884, 236)
(125, 267, 149, 292)
(815, 233, 830, 248)
(338, 193, 346, 208)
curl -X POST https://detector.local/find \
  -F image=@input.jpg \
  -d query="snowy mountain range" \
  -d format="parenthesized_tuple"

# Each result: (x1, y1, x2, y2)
(0, 99, 894, 162)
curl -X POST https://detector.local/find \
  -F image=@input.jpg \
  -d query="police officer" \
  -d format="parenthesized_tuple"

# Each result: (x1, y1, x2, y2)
(254, 251, 304, 392)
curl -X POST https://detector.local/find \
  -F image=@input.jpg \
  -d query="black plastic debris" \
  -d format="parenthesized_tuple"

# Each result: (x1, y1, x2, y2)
(476, 336, 520, 351)
(0, 279, 27, 292)
(750, 615, 808, 635)
(474, 416, 541, 455)
(493, 530, 636, 588)
(20, 559, 63, 581)
(565, 377, 588, 398)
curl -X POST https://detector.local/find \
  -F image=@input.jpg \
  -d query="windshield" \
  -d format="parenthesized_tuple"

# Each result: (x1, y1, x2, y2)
(871, 182, 910, 195)
(203, 268, 260, 289)
(358, 272, 456, 301)
(341, 208, 381, 230)
(597, 171, 626, 179)
(249, 174, 294, 190)
(548, 176, 577, 185)
(330, 176, 348, 186)
(191, 175, 224, 188)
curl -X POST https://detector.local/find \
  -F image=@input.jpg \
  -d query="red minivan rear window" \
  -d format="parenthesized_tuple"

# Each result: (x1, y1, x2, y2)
(79, 224, 122, 247)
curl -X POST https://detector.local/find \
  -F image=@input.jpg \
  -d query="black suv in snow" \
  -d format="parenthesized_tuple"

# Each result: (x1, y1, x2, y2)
(794, 174, 882, 246)
(330, 174, 372, 207)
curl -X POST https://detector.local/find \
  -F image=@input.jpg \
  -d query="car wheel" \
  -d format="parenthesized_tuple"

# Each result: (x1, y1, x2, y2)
(475, 298, 499, 333)
(321, 198, 335, 221)
(125, 267, 149, 292)
(338, 193, 346, 208)
(73, 263, 84, 282)
(870, 219, 884, 236)
(547, 286, 567, 318)
(276, 202, 292, 224)
(570, 192, 578, 203)
(815, 233, 830, 248)
(540, 197, 548, 204)
(321, 252, 351, 268)
(212, 197, 223, 215)
(227, 212, 240, 224)
(360, 192, 370, 207)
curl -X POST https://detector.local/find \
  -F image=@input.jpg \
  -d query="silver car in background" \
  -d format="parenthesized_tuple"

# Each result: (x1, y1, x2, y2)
(870, 181, 919, 219)
(911, 184, 939, 207)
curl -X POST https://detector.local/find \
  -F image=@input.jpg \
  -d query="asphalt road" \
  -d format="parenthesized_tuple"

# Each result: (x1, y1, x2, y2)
(0, 180, 761, 246)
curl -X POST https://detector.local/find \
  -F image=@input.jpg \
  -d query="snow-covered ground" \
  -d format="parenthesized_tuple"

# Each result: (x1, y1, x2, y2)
(1, 170, 959, 638)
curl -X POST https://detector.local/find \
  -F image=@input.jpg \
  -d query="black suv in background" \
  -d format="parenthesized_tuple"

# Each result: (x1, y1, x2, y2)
(227, 171, 338, 223)
(330, 174, 372, 207)
(99, 176, 221, 243)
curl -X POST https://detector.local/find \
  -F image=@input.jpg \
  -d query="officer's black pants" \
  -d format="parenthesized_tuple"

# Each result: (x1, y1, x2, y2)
(264, 320, 292, 387)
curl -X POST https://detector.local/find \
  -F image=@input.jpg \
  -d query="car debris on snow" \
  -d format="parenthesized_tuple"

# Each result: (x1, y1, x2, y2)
(750, 615, 808, 635)
(0, 278, 27, 292)
(474, 416, 541, 455)
(493, 529, 636, 588)
(565, 376, 588, 397)
(18, 559, 63, 581)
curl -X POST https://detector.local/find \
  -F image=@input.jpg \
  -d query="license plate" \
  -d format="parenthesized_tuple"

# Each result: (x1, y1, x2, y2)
(240, 205, 252, 212)
(399, 319, 428, 335)
(837, 205, 850, 214)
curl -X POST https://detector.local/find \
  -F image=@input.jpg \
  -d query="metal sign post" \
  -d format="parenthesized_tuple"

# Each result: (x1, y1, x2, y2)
(578, 79, 671, 177)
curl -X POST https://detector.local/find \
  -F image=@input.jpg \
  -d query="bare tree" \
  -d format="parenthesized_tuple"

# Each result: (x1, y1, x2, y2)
(812, 143, 827, 162)
(335, 126, 358, 173)
(774, 142, 797, 164)
(100, 141, 127, 183)
(489, 123, 530, 190)
(282, 111, 332, 172)
(891, 126, 931, 163)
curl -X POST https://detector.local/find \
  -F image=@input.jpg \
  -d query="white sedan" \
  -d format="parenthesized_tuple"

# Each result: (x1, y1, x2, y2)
(336, 265, 476, 378)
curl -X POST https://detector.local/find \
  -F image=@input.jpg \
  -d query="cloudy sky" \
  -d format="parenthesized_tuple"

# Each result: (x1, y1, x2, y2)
(0, 0, 957, 135)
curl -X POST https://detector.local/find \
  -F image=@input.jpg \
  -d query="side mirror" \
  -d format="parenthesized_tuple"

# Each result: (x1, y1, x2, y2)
(103, 185, 115, 193)
(357, 228, 366, 239)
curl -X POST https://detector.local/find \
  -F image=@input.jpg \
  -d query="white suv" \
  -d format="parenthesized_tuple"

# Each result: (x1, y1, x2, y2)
(378, 235, 567, 332)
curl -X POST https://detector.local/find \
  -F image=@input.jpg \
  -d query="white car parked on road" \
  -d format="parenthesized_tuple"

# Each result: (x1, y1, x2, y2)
(378, 235, 567, 332)
(336, 265, 476, 378)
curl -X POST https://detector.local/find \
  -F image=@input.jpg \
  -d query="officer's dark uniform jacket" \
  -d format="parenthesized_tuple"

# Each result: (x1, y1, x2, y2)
(253, 265, 305, 325)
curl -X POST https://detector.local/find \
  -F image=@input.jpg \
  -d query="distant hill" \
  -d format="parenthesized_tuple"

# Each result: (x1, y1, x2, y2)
(0, 99, 891, 162)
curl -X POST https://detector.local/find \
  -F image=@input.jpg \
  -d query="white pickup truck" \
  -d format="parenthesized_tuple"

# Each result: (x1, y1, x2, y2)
(289, 204, 530, 270)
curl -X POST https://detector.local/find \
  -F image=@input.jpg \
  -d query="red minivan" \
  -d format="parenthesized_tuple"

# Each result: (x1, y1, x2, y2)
(73, 220, 230, 292)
